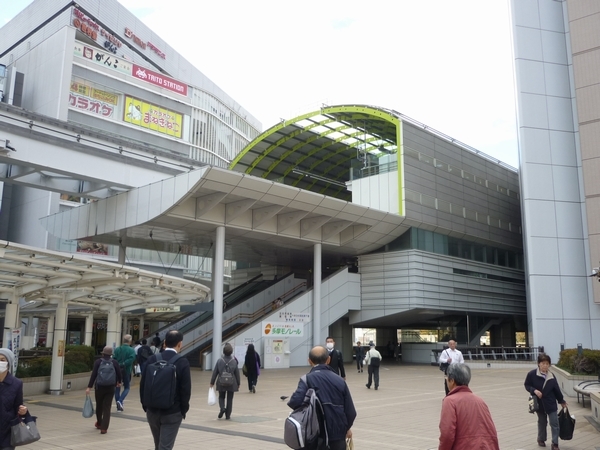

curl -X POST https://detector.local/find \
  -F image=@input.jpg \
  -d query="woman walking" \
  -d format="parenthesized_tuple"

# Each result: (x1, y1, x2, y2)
(210, 343, 240, 420)
(244, 344, 261, 393)
(524, 353, 567, 449)
(0, 348, 29, 450)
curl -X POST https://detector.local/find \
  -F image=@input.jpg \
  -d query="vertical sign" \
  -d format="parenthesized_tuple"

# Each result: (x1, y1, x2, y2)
(11, 329, 21, 373)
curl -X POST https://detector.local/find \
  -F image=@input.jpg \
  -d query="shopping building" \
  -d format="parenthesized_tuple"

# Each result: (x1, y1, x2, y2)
(0, 0, 541, 371)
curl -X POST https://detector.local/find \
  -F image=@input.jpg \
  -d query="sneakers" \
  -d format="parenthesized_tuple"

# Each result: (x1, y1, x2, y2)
(116, 401, 124, 412)
(252, 385, 256, 394)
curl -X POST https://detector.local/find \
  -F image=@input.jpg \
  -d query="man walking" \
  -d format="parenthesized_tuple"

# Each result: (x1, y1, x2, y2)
(114, 334, 136, 411)
(137, 338, 153, 375)
(86, 346, 122, 434)
(364, 341, 382, 390)
(354, 341, 365, 373)
(325, 336, 346, 379)
(140, 330, 191, 450)
(438, 339, 464, 395)
(288, 346, 356, 450)
(438, 363, 499, 450)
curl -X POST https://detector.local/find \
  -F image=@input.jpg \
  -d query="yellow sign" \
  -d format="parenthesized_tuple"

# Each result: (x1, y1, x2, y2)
(123, 96, 183, 138)
(70, 81, 118, 105)
(57, 340, 65, 357)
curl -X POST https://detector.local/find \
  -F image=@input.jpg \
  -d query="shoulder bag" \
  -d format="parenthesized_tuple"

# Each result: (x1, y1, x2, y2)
(10, 414, 41, 446)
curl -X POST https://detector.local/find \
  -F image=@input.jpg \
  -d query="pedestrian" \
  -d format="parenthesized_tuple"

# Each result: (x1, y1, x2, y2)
(325, 336, 346, 379)
(133, 340, 142, 377)
(86, 346, 122, 434)
(438, 363, 499, 450)
(439, 339, 464, 395)
(288, 346, 356, 450)
(136, 339, 153, 375)
(113, 334, 136, 411)
(0, 348, 29, 450)
(244, 343, 261, 393)
(524, 353, 567, 450)
(364, 341, 382, 390)
(354, 341, 365, 373)
(150, 336, 161, 355)
(210, 343, 240, 419)
(140, 330, 191, 450)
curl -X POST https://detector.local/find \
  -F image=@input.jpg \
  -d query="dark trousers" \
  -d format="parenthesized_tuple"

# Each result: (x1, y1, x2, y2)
(356, 358, 363, 371)
(218, 390, 234, 418)
(324, 439, 346, 450)
(95, 385, 114, 430)
(247, 374, 258, 391)
(146, 409, 183, 450)
(367, 365, 379, 388)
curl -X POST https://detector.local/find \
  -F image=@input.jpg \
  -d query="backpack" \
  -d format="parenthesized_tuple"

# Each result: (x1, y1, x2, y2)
(138, 345, 152, 362)
(96, 359, 116, 387)
(219, 358, 235, 388)
(284, 374, 327, 450)
(142, 353, 182, 409)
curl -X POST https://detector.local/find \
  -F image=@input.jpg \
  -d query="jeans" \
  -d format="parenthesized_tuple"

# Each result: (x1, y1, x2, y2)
(146, 410, 183, 450)
(115, 369, 131, 404)
(536, 409, 559, 445)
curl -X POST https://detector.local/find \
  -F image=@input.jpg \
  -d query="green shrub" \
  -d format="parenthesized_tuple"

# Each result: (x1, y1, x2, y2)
(557, 348, 600, 375)
(17, 345, 96, 378)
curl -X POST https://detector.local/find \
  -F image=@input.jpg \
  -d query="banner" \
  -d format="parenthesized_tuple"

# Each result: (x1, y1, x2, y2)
(124, 96, 183, 138)
(262, 321, 303, 337)
(11, 329, 20, 373)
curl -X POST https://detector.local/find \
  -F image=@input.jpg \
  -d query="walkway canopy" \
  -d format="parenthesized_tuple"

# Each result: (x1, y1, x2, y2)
(229, 105, 401, 201)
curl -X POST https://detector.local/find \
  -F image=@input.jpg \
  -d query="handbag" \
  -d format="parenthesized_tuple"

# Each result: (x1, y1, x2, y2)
(10, 414, 41, 446)
(528, 395, 539, 414)
(207, 387, 216, 406)
(242, 363, 248, 377)
(558, 407, 575, 440)
(82, 394, 95, 418)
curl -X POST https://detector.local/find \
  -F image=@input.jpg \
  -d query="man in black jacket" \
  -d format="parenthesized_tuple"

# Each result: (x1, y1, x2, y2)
(140, 330, 191, 450)
(288, 346, 356, 450)
(325, 336, 346, 379)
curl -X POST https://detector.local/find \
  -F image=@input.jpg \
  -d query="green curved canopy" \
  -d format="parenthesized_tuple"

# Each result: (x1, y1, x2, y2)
(229, 105, 402, 201)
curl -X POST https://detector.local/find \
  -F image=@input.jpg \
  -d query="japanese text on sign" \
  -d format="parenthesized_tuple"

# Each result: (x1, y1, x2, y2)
(262, 322, 303, 337)
(277, 312, 311, 322)
(123, 96, 183, 138)
(74, 42, 132, 76)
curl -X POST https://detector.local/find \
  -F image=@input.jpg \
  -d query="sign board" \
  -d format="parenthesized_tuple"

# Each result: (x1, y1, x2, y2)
(124, 96, 183, 138)
(57, 339, 65, 357)
(277, 312, 311, 322)
(74, 42, 132, 76)
(11, 329, 20, 373)
(145, 306, 181, 313)
(262, 321, 303, 337)
(132, 64, 187, 96)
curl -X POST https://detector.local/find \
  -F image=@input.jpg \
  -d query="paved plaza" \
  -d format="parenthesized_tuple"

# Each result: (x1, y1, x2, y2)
(21, 363, 600, 449)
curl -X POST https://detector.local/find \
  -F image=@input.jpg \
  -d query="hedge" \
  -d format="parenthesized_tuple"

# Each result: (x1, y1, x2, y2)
(556, 348, 600, 375)
(17, 345, 96, 378)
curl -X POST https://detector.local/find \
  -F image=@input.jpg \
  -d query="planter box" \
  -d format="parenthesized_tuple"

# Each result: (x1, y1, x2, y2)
(551, 365, 598, 398)
(22, 372, 91, 396)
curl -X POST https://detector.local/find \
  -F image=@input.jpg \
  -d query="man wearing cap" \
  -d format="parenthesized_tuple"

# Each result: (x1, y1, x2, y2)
(86, 346, 122, 434)
(364, 341, 383, 390)
(0, 348, 28, 449)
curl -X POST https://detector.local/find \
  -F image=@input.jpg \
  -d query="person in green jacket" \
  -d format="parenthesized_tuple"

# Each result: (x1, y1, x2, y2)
(114, 334, 136, 411)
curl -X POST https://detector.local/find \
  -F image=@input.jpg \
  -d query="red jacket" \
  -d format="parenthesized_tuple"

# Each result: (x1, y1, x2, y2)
(439, 385, 499, 450)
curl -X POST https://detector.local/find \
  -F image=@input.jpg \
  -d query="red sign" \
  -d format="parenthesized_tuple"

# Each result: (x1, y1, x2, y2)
(132, 64, 188, 96)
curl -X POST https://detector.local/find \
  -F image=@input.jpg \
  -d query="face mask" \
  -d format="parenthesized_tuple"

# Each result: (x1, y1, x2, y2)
(326, 342, 334, 350)
(0, 361, 8, 373)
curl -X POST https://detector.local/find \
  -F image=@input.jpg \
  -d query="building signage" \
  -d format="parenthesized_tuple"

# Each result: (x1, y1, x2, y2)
(74, 41, 132, 76)
(262, 321, 303, 337)
(277, 312, 311, 322)
(72, 8, 122, 54)
(124, 27, 166, 59)
(145, 306, 181, 313)
(132, 64, 187, 96)
(124, 96, 183, 138)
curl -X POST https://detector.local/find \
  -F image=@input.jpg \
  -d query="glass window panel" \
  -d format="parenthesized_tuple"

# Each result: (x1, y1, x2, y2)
(420, 153, 434, 166)
(434, 233, 448, 255)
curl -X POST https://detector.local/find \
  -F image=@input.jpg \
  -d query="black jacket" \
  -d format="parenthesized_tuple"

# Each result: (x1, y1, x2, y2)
(244, 351, 261, 378)
(0, 373, 23, 448)
(288, 364, 356, 442)
(140, 349, 191, 418)
(88, 356, 122, 388)
(327, 348, 346, 378)
(524, 368, 564, 413)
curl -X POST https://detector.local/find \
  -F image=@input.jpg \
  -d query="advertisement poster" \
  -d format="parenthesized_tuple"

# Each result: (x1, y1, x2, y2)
(124, 96, 183, 138)
(69, 81, 119, 119)
(57, 339, 65, 357)
(74, 41, 131, 76)
(262, 321, 303, 337)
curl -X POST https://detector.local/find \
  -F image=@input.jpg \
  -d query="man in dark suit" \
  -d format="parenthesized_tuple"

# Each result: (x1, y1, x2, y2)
(325, 336, 346, 380)
(140, 330, 191, 450)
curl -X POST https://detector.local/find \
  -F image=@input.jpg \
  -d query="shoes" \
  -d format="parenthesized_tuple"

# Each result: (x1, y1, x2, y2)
(225, 416, 231, 420)
(361, 369, 363, 373)
(358, 370, 360, 373)
(550, 444, 559, 450)
(252, 385, 256, 393)
(218, 409, 225, 419)
(537, 441, 546, 447)
(365, 384, 370, 389)
(375, 386, 379, 390)
(100, 430, 107, 434)
(116, 401, 123, 412)
(94, 422, 101, 429)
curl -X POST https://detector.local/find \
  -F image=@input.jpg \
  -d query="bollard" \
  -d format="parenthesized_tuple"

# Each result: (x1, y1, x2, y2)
(577, 343, 583, 356)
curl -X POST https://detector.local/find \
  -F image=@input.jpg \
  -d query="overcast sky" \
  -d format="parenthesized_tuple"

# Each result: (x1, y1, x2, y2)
(2, 0, 519, 168)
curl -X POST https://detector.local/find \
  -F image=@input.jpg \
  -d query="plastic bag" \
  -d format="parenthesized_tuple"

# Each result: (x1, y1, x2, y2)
(346, 437, 354, 450)
(208, 387, 217, 406)
(82, 394, 94, 418)
(558, 407, 575, 440)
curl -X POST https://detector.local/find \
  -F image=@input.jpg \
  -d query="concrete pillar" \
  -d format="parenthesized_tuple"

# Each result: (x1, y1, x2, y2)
(213, 226, 225, 358)
(139, 316, 145, 339)
(313, 243, 322, 347)
(122, 316, 128, 342)
(46, 314, 55, 349)
(106, 306, 120, 350)
(25, 315, 34, 335)
(84, 313, 93, 347)
(49, 297, 68, 394)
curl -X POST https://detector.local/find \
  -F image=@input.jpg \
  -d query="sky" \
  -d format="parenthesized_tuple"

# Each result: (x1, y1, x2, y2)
(1, 0, 519, 168)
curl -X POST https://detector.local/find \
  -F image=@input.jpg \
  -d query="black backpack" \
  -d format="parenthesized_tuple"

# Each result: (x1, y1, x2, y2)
(96, 359, 116, 387)
(138, 345, 152, 363)
(219, 358, 235, 388)
(142, 353, 182, 409)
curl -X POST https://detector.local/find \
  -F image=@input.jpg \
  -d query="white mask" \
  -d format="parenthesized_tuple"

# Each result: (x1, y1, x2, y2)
(0, 361, 8, 373)
(326, 342, 334, 350)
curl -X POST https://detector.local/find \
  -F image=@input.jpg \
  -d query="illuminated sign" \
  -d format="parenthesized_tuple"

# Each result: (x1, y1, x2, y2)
(132, 64, 187, 96)
(124, 27, 166, 59)
(123, 96, 183, 138)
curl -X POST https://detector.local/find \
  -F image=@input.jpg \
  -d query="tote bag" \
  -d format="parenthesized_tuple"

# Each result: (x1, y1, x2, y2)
(10, 415, 41, 446)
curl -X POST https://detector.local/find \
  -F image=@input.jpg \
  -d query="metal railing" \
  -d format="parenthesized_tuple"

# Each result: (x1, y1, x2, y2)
(432, 346, 541, 364)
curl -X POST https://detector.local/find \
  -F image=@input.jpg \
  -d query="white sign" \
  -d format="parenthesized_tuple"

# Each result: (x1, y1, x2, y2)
(244, 337, 254, 345)
(11, 329, 20, 373)
(145, 306, 181, 313)
(277, 312, 311, 323)
(262, 321, 304, 337)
